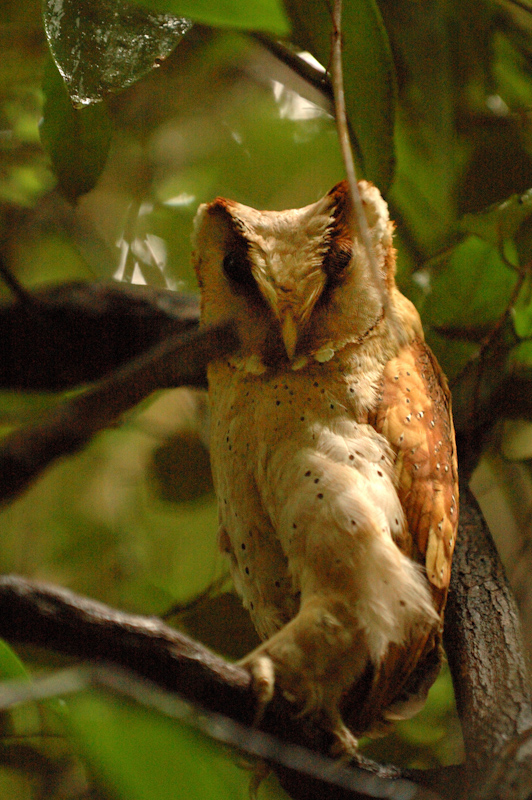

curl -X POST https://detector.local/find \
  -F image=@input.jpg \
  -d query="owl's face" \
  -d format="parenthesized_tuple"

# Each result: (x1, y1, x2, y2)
(192, 181, 396, 367)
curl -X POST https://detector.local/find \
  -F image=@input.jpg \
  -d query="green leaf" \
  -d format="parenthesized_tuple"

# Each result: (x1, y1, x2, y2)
(509, 339, 532, 371)
(283, 0, 396, 191)
(0, 640, 30, 681)
(67, 689, 250, 800)
(460, 189, 532, 251)
(43, 0, 192, 106)
(423, 236, 517, 329)
(134, 0, 289, 34)
(40, 57, 112, 202)
(0, 640, 46, 738)
(512, 273, 532, 338)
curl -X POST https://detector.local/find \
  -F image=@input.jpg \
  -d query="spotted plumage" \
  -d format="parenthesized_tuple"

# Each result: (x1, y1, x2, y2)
(193, 180, 458, 753)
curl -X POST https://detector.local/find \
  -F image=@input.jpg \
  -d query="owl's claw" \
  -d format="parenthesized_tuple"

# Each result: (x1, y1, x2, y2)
(239, 597, 368, 757)
(242, 648, 359, 759)
(243, 653, 275, 725)
(330, 724, 359, 759)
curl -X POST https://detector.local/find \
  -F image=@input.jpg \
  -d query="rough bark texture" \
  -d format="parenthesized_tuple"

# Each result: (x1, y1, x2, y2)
(0, 575, 254, 722)
(444, 486, 532, 799)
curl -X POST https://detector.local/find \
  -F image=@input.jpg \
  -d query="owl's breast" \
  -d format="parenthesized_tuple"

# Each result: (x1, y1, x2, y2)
(207, 345, 392, 538)
(208, 345, 388, 479)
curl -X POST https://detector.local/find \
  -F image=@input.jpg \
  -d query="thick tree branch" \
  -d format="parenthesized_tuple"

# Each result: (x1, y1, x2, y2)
(0, 575, 253, 721)
(0, 575, 441, 800)
(0, 489, 528, 799)
(0, 317, 238, 504)
(0, 281, 200, 391)
(443, 485, 532, 798)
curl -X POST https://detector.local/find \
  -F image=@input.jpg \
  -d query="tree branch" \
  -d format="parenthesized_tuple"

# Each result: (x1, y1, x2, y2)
(0, 488, 528, 799)
(443, 485, 532, 798)
(0, 315, 238, 504)
(0, 281, 201, 391)
(0, 575, 441, 800)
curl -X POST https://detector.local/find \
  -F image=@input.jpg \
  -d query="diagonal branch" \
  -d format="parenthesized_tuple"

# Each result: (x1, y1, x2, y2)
(0, 487, 529, 799)
(0, 574, 443, 800)
(0, 317, 238, 504)
(0, 281, 201, 391)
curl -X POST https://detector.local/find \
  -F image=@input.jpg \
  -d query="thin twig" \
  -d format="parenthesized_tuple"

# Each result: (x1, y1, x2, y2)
(0, 252, 35, 307)
(330, 0, 403, 345)
(0, 663, 443, 800)
(250, 33, 334, 104)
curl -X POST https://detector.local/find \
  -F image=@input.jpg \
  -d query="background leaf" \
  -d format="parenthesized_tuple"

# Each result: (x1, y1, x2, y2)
(135, 0, 289, 33)
(40, 56, 113, 201)
(66, 688, 252, 800)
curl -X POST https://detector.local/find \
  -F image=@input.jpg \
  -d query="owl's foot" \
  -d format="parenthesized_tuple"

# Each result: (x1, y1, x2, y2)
(243, 651, 359, 759)
(330, 724, 359, 759)
(246, 654, 275, 725)
(239, 596, 366, 757)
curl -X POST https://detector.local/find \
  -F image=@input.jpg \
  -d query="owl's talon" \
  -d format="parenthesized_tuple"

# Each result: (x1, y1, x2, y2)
(329, 724, 359, 759)
(294, 683, 322, 718)
(241, 654, 275, 724)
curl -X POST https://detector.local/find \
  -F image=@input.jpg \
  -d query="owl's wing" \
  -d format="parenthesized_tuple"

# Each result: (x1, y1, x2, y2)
(369, 337, 458, 607)
(347, 337, 459, 732)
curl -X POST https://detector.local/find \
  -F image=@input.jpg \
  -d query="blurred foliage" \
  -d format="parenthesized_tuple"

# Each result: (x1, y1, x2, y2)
(4, 0, 532, 795)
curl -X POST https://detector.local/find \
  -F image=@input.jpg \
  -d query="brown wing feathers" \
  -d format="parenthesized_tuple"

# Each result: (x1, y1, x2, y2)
(370, 338, 458, 604)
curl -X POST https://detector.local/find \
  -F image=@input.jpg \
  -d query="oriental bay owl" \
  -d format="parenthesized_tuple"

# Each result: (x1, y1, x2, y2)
(193, 180, 458, 753)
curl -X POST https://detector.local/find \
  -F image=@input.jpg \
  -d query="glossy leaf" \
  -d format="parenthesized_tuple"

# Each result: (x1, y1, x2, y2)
(43, 0, 191, 107)
(134, 0, 289, 34)
(283, 0, 396, 191)
(40, 57, 112, 201)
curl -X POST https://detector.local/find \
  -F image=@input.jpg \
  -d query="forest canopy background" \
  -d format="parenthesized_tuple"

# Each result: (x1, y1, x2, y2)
(2, 0, 532, 798)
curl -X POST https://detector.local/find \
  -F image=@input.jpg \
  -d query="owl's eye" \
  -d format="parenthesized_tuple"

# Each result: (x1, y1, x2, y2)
(222, 252, 254, 288)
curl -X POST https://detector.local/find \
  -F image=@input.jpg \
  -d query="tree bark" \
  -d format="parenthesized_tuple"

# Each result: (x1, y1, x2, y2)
(443, 486, 532, 799)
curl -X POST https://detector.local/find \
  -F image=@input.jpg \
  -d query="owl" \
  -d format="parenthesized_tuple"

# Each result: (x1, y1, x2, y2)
(192, 180, 458, 754)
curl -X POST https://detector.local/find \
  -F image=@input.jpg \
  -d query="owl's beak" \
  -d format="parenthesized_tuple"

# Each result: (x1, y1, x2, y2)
(281, 311, 298, 360)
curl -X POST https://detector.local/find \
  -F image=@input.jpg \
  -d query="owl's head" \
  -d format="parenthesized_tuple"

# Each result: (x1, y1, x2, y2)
(192, 180, 397, 367)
